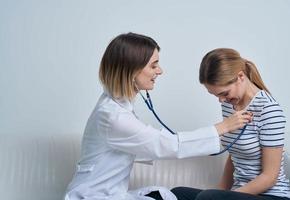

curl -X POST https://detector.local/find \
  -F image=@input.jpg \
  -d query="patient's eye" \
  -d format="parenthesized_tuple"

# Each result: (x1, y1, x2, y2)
(218, 91, 229, 97)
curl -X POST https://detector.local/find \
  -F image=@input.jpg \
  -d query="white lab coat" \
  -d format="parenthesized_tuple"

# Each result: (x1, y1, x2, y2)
(64, 91, 221, 200)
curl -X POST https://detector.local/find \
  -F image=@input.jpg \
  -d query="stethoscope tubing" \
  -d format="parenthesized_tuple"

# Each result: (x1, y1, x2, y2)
(139, 90, 247, 156)
(210, 124, 247, 156)
(140, 91, 176, 134)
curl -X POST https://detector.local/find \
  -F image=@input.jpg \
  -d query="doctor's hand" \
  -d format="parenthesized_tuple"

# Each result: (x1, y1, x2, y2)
(215, 110, 253, 136)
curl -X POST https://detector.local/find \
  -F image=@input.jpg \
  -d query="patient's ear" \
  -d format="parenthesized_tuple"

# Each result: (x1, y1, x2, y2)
(237, 71, 246, 82)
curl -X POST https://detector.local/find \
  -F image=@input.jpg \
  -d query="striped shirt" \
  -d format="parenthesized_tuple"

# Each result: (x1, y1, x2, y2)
(221, 90, 290, 198)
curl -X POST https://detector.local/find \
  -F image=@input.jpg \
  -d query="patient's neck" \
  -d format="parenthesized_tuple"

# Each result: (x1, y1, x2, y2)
(234, 82, 260, 111)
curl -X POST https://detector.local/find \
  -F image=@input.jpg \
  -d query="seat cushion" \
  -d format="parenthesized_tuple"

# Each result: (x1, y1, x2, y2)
(0, 133, 82, 200)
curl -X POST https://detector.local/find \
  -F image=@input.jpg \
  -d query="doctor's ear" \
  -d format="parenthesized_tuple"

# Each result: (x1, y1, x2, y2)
(133, 78, 137, 85)
(133, 78, 140, 91)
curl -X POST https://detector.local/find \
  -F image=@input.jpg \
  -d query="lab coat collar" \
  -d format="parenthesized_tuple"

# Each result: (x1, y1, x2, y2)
(103, 89, 135, 112)
(114, 97, 135, 112)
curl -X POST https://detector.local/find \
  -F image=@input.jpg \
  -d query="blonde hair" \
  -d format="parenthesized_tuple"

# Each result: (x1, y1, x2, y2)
(199, 48, 270, 94)
(99, 32, 160, 100)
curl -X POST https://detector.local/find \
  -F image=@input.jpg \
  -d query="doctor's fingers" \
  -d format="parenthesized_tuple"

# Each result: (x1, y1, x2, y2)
(235, 110, 253, 124)
(226, 111, 252, 128)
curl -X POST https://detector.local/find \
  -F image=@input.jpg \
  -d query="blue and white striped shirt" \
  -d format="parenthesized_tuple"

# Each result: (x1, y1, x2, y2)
(221, 90, 290, 198)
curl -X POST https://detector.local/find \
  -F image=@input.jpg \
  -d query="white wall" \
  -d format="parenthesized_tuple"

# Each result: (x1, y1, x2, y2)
(1, 0, 290, 135)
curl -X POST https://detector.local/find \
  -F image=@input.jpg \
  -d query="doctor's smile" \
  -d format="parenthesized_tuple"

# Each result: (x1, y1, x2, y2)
(134, 48, 162, 91)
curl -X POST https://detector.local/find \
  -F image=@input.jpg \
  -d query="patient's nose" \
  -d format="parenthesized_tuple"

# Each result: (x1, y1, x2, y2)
(219, 97, 226, 103)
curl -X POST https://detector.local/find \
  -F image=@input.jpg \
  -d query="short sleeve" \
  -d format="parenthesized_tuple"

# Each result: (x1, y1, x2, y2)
(259, 102, 286, 147)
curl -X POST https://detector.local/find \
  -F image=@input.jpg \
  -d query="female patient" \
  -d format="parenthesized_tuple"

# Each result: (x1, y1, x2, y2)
(172, 48, 290, 200)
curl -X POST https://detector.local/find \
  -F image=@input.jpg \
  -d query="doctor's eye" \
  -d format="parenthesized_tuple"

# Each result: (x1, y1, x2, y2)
(151, 64, 159, 69)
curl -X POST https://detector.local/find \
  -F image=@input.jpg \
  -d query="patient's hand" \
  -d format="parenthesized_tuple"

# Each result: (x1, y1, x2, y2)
(215, 110, 253, 136)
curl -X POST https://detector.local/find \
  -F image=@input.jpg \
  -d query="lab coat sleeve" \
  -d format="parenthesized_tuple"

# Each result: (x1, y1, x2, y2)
(106, 111, 221, 159)
(177, 126, 221, 158)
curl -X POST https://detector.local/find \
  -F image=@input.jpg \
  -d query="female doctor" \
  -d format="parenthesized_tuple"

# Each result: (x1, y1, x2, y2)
(64, 32, 252, 200)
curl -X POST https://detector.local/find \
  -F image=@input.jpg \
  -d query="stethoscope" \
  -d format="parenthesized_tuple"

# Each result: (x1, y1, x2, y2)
(139, 90, 176, 135)
(210, 124, 247, 156)
(139, 90, 247, 156)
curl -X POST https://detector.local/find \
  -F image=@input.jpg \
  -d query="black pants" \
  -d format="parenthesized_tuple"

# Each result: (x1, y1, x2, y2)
(145, 191, 164, 200)
(171, 187, 290, 200)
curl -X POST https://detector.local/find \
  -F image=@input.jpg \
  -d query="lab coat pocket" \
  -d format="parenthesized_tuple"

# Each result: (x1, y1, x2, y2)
(76, 164, 95, 173)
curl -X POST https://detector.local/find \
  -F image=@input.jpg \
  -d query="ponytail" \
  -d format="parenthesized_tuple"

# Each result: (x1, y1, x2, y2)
(200, 48, 270, 94)
(244, 59, 270, 94)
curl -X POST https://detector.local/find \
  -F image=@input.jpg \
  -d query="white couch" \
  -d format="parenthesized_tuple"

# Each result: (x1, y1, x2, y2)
(0, 133, 289, 200)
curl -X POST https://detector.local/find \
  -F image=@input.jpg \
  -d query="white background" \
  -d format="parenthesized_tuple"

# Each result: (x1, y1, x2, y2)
(1, 0, 290, 135)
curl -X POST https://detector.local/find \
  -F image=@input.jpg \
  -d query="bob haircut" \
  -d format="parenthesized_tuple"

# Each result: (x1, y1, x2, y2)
(99, 32, 160, 100)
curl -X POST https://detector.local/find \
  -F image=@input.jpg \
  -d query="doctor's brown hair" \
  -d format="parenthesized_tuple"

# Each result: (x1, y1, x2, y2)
(199, 48, 270, 94)
(99, 32, 160, 100)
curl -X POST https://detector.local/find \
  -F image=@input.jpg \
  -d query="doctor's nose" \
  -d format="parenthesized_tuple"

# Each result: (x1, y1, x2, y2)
(156, 66, 163, 75)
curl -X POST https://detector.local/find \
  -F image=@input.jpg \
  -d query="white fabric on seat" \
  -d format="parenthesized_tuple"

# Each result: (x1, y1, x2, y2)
(0, 133, 82, 200)
(129, 154, 227, 190)
(0, 132, 289, 200)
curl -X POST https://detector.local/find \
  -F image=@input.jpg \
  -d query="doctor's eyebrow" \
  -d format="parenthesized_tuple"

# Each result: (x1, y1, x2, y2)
(150, 60, 159, 66)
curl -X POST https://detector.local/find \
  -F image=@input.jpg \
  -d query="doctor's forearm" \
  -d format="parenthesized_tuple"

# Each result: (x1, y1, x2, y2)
(214, 123, 228, 136)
